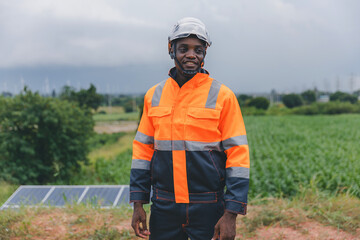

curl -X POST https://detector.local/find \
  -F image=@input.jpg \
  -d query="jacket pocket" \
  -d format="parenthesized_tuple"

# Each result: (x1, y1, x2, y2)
(186, 107, 221, 141)
(148, 107, 172, 140)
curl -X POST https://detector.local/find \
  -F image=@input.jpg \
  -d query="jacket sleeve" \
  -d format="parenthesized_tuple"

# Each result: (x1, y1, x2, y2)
(130, 93, 154, 203)
(219, 90, 250, 215)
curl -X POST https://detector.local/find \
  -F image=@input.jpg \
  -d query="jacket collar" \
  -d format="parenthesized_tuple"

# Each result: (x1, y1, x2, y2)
(168, 67, 210, 87)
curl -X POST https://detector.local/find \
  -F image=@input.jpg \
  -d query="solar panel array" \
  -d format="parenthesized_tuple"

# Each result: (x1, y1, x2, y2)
(0, 185, 130, 210)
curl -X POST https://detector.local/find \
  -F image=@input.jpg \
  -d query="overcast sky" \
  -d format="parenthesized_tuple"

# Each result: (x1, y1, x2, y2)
(0, 0, 359, 95)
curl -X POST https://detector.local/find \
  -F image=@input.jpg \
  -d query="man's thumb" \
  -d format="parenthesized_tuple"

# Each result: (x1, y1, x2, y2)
(212, 224, 220, 240)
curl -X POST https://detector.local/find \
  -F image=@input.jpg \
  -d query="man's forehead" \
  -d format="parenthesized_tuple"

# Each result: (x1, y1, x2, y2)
(176, 37, 206, 47)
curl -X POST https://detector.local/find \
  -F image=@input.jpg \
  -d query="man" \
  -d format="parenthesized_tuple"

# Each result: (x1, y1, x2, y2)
(130, 17, 250, 240)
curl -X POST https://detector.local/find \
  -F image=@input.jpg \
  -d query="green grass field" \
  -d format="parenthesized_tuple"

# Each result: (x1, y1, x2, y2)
(245, 114, 360, 198)
(93, 111, 140, 122)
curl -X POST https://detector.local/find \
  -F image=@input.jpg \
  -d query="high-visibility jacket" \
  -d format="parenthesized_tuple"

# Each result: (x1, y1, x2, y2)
(130, 68, 250, 215)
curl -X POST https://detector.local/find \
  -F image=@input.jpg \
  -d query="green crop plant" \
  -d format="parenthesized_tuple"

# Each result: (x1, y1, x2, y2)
(245, 115, 360, 199)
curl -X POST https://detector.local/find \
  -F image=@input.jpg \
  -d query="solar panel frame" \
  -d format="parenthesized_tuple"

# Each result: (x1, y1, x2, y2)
(0, 185, 132, 210)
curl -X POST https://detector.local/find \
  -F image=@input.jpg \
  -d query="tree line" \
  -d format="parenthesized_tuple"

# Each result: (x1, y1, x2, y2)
(237, 89, 360, 115)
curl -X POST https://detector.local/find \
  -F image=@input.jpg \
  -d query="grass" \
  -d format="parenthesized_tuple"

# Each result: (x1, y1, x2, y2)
(69, 148, 133, 185)
(97, 106, 126, 114)
(1, 190, 358, 239)
(93, 112, 140, 122)
(88, 132, 135, 163)
(0, 181, 18, 206)
(0, 204, 136, 240)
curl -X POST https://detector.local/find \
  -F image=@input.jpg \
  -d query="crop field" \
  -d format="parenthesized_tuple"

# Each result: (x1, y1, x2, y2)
(245, 114, 360, 198)
(1, 114, 359, 239)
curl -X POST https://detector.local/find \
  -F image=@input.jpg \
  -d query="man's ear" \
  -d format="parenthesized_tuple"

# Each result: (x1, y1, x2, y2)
(169, 42, 175, 59)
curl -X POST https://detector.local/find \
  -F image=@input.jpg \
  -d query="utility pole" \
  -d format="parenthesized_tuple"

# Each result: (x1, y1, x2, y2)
(336, 76, 340, 91)
(350, 73, 354, 94)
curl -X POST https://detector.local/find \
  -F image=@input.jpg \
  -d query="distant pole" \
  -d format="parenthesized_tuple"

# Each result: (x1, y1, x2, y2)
(336, 76, 340, 91)
(107, 84, 112, 114)
(350, 73, 354, 94)
(132, 96, 136, 112)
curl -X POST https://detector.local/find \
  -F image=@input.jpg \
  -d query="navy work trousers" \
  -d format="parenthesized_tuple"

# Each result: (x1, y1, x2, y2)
(149, 195, 224, 239)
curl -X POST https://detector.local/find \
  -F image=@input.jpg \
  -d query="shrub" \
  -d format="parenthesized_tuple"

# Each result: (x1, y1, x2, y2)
(291, 102, 359, 115)
(330, 91, 358, 104)
(266, 104, 291, 116)
(241, 107, 266, 116)
(237, 94, 252, 107)
(0, 89, 94, 184)
(247, 97, 270, 110)
(322, 101, 357, 114)
(282, 94, 303, 108)
(301, 90, 316, 104)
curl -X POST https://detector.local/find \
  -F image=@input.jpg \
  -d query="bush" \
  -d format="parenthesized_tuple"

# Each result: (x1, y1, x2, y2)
(0, 89, 94, 184)
(282, 94, 303, 108)
(88, 132, 126, 150)
(322, 101, 357, 114)
(291, 102, 359, 115)
(237, 94, 252, 107)
(330, 91, 358, 104)
(292, 104, 319, 115)
(301, 90, 316, 104)
(241, 107, 266, 116)
(247, 97, 270, 110)
(266, 104, 291, 116)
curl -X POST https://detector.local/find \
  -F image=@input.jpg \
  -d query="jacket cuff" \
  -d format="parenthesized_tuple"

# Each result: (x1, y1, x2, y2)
(130, 191, 150, 204)
(225, 199, 247, 215)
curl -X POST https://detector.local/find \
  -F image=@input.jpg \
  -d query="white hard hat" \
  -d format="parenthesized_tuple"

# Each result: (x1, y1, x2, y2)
(168, 17, 211, 47)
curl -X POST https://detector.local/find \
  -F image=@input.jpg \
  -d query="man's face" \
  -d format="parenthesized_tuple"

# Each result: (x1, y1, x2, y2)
(173, 36, 206, 73)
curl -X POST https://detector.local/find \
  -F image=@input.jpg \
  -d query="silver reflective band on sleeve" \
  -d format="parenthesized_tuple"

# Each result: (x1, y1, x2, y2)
(131, 159, 151, 170)
(152, 80, 167, 107)
(205, 80, 222, 109)
(226, 167, 249, 179)
(222, 135, 248, 150)
(135, 131, 154, 145)
(154, 139, 222, 151)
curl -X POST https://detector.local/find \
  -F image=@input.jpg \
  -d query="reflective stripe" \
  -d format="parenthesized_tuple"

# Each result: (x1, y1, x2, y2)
(155, 139, 222, 151)
(226, 167, 249, 179)
(205, 80, 222, 109)
(222, 135, 248, 150)
(135, 131, 154, 145)
(151, 80, 166, 107)
(131, 159, 151, 170)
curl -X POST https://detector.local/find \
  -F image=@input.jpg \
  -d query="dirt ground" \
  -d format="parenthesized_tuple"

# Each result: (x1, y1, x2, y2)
(250, 222, 359, 240)
(94, 121, 138, 133)
(8, 207, 359, 240)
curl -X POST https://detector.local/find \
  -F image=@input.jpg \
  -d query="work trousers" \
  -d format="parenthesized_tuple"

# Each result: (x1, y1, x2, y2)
(149, 190, 225, 240)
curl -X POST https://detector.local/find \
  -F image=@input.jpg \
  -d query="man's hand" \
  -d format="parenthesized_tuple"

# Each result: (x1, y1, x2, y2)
(212, 211, 237, 240)
(131, 202, 151, 238)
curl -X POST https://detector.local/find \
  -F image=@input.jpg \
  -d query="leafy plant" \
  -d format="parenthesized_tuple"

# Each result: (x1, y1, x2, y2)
(0, 88, 94, 184)
(282, 94, 303, 108)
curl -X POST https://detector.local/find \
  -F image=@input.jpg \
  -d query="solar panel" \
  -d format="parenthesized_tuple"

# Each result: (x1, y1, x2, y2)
(0, 185, 131, 210)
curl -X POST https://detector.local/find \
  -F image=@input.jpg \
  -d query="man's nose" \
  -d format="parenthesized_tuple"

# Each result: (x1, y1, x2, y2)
(186, 49, 196, 58)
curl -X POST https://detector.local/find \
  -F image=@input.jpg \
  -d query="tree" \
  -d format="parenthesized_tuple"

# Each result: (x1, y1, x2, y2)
(237, 94, 252, 107)
(0, 88, 94, 184)
(59, 84, 103, 111)
(301, 90, 316, 104)
(330, 91, 358, 104)
(246, 97, 270, 110)
(282, 94, 303, 108)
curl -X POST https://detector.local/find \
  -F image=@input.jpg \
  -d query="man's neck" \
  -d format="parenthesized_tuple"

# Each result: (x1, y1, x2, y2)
(175, 74, 192, 88)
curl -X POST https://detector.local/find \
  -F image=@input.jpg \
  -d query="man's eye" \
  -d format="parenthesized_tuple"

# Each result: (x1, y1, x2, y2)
(195, 49, 204, 54)
(178, 48, 187, 53)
